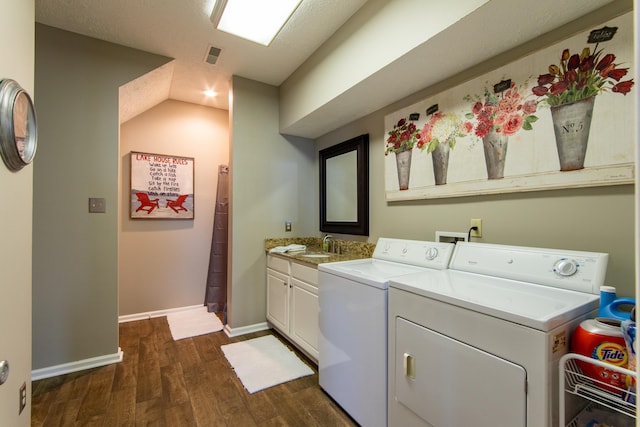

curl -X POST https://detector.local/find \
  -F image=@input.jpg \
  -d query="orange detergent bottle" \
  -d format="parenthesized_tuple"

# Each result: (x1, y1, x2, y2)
(571, 318, 628, 393)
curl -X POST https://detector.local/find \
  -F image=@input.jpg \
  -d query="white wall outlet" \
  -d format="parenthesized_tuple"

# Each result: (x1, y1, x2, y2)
(470, 218, 482, 238)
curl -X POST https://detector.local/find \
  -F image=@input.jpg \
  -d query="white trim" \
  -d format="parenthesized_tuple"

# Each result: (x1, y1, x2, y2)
(32, 348, 124, 381)
(118, 304, 204, 323)
(224, 322, 269, 337)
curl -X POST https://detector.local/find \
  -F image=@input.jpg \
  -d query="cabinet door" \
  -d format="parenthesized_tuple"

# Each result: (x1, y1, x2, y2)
(266, 268, 289, 332)
(290, 278, 319, 360)
(393, 317, 526, 427)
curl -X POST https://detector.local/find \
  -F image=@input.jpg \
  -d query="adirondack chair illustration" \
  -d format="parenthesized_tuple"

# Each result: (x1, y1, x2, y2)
(135, 192, 159, 214)
(166, 194, 188, 213)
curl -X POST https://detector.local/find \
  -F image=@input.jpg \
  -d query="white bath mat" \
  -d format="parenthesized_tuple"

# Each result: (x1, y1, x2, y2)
(221, 335, 314, 393)
(166, 306, 224, 340)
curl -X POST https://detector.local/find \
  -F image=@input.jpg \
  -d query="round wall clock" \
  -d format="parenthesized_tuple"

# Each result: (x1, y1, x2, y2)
(0, 79, 37, 171)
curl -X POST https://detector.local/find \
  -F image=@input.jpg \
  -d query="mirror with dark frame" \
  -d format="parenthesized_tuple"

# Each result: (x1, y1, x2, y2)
(320, 134, 369, 235)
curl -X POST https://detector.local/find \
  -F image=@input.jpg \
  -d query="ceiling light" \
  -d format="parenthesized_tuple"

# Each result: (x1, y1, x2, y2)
(210, 0, 302, 46)
(204, 89, 217, 97)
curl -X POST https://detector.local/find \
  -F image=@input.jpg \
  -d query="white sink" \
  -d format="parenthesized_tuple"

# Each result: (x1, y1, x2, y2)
(301, 254, 331, 258)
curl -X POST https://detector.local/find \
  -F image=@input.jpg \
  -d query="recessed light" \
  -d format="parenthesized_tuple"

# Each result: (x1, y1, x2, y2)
(210, 0, 302, 46)
(204, 89, 217, 97)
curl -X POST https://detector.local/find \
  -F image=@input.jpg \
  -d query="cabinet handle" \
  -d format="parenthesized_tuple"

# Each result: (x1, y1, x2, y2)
(403, 353, 415, 379)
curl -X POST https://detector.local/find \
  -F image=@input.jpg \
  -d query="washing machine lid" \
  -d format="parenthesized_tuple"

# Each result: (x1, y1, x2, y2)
(389, 269, 599, 331)
(318, 238, 455, 289)
(319, 258, 430, 288)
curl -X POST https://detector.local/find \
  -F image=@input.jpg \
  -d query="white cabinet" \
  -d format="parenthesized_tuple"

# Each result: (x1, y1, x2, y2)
(266, 255, 319, 362)
(266, 267, 289, 332)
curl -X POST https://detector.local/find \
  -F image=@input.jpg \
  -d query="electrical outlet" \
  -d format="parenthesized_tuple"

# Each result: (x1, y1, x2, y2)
(19, 382, 26, 414)
(285, 221, 292, 232)
(470, 218, 482, 238)
(88, 197, 106, 213)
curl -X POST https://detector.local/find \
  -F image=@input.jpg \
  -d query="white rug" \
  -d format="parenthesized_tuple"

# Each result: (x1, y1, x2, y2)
(166, 306, 224, 340)
(221, 335, 314, 393)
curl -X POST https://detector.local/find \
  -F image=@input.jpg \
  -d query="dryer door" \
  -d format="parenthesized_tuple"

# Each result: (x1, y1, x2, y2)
(394, 317, 526, 426)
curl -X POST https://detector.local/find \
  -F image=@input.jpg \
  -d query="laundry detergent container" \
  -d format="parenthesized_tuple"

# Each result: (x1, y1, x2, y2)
(571, 318, 628, 393)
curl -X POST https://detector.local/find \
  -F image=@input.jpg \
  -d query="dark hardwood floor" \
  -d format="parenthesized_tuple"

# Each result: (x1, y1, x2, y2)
(31, 316, 358, 426)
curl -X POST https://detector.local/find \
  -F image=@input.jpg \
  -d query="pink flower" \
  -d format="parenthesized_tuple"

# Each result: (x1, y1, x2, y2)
(464, 80, 538, 137)
(502, 115, 524, 136)
(522, 100, 537, 115)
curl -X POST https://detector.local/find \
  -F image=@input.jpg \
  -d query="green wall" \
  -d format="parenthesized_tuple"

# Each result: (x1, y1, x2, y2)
(33, 24, 170, 369)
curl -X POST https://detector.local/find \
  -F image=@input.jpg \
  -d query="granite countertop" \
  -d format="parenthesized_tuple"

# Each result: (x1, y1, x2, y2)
(265, 237, 375, 267)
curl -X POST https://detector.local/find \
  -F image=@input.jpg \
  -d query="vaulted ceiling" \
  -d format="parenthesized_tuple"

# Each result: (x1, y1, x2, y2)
(35, 0, 368, 122)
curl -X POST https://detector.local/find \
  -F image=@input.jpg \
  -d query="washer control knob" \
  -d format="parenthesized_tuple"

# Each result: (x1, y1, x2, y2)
(553, 258, 578, 277)
(425, 247, 439, 260)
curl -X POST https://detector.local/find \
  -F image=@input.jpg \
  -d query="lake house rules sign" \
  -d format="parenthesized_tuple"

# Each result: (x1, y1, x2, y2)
(130, 152, 195, 219)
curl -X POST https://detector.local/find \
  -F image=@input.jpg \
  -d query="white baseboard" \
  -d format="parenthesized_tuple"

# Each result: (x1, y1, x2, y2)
(32, 348, 124, 381)
(224, 321, 269, 337)
(119, 306, 267, 339)
(118, 304, 204, 323)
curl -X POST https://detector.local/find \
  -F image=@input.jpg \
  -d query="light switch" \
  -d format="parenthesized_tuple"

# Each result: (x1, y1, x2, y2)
(89, 198, 106, 213)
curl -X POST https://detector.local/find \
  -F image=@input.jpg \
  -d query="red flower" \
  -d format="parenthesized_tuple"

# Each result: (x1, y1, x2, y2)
(537, 74, 555, 85)
(567, 54, 580, 70)
(532, 85, 549, 96)
(612, 80, 634, 95)
(549, 81, 568, 95)
(596, 53, 615, 71)
(472, 101, 483, 114)
(533, 45, 634, 105)
(564, 70, 578, 83)
(607, 68, 629, 81)
(579, 56, 595, 72)
(474, 120, 492, 138)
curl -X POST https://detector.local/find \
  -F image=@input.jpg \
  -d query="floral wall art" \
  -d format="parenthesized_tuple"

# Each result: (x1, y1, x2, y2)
(384, 13, 635, 201)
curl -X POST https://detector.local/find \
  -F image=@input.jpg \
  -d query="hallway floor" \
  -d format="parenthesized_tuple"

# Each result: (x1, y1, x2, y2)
(31, 316, 357, 426)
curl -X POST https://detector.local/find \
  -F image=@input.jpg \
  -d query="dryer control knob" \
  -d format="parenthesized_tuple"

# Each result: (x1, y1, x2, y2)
(425, 247, 439, 260)
(553, 258, 578, 277)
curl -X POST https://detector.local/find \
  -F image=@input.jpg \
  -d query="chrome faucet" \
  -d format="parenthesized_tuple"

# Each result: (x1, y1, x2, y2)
(323, 234, 334, 252)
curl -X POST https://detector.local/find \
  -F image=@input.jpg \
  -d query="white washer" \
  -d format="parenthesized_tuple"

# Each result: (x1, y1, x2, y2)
(388, 242, 608, 427)
(318, 238, 455, 427)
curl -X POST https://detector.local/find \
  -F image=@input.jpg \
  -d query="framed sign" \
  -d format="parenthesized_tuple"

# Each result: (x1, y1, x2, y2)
(130, 151, 194, 219)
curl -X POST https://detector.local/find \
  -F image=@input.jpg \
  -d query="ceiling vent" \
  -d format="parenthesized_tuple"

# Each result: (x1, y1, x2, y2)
(204, 45, 222, 65)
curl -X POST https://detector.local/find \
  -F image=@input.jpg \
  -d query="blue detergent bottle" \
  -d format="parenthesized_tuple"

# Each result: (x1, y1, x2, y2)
(598, 285, 635, 320)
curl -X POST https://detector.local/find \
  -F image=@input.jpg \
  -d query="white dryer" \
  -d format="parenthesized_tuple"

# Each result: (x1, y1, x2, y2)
(388, 242, 608, 427)
(318, 238, 455, 427)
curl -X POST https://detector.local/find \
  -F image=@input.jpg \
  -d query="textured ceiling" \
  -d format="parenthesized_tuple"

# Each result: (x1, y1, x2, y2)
(35, 0, 369, 122)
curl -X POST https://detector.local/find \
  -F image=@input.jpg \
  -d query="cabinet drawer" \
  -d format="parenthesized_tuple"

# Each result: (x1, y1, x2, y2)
(267, 255, 290, 274)
(291, 262, 318, 286)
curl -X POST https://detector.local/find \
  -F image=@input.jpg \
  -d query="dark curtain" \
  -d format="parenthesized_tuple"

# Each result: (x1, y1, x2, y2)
(204, 165, 229, 317)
